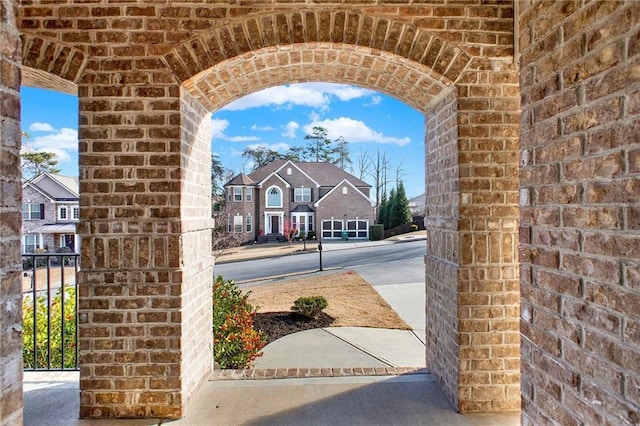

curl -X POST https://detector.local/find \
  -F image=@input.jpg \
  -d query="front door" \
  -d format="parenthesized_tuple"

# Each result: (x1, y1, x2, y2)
(271, 215, 279, 234)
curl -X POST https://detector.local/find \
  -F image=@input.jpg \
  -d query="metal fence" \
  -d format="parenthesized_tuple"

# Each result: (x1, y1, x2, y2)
(21, 253, 79, 371)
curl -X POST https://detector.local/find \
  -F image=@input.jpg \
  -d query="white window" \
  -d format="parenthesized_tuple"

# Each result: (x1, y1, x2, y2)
(245, 187, 253, 202)
(266, 186, 282, 207)
(23, 234, 39, 253)
(22, 203, 42, 220)
(287, 167, 292, 175)
(72, 206, 80, 220)
(58, 206, 68, 220)
(342, 186, 348, 195)
(246, 214, 252, 232)
(234, 215, 243, 233)
(294, 187, 311, 202)
(291, 213, 314, 233)
(233, 187, 242, 202)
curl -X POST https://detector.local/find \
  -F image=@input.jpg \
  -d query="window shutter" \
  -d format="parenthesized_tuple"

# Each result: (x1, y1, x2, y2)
(310, 188, 314, 202)
(40, 204, 45, 220)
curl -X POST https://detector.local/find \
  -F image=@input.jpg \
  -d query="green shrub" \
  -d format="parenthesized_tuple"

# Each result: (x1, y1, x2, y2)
(369, 224, 384, 241)
(410, 224, 418, 232)
(291, 296, 328, 319)
(23, 286, 77, 369)
(213, 275, 266, 369)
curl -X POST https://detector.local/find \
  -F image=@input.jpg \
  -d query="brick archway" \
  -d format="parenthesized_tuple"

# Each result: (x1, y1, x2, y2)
(11, 3, 520, 419)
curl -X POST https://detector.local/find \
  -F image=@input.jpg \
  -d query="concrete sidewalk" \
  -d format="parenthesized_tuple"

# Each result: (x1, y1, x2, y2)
(215, 230, 426, 264)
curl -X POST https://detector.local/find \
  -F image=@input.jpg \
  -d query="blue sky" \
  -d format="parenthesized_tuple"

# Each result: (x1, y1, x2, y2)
(21, 83, 425, 198)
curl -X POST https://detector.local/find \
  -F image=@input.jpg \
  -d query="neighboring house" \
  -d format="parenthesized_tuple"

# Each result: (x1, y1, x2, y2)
(223, 160, 375, 243)
(408, 193, 426, 216)
(21, 172, 80, 253)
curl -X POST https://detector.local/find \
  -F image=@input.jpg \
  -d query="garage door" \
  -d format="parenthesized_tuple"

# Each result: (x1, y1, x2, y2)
(322, 219, 368, 239)
(321, 219, 343, 239)
(347, 219, 368, 239)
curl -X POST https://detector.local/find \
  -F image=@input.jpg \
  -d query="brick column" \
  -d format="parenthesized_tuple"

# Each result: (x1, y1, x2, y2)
(425, 87, 462, 408)
(77, 63, 213, 418)
(425, 61, 521, 413)
(456, 62, 521, 412)
(0, 0, 24, 424)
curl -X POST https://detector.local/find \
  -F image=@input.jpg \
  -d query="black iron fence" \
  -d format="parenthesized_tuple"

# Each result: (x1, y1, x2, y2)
(21, 253, 79, 371)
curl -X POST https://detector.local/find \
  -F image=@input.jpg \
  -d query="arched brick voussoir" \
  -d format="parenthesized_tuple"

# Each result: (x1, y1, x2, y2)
(182, 43, 452, 114)
(163, 10, 472, 88)
(21, 34, 88, 93)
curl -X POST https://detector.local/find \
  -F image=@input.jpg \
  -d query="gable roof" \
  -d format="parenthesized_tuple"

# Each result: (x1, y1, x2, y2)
(244, 160, 371, 189)
(225, 173, 255, 186)
(297, 162, 369, 187)
(314, 179, 375, 207)
(23, 172, 79, 201)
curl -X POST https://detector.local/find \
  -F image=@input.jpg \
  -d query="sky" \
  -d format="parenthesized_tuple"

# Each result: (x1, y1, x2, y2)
(20, 83, 425, 198)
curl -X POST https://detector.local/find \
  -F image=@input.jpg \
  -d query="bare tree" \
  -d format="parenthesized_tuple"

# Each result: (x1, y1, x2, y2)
(211, 225, 241, 258)
(354, 146, 372, 181)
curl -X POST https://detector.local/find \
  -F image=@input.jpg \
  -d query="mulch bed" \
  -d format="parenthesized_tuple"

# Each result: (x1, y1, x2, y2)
(253, 311, 335, 345)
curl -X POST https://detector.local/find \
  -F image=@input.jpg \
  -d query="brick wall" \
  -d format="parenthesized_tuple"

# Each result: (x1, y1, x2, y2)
(456, 57, 521, 412)
(13, 0, 522, 419)
(0, 0, 23, 424)
(425, 87, 461, 408)
(178, 88, 214, 407)
(519, 2, 640, 425)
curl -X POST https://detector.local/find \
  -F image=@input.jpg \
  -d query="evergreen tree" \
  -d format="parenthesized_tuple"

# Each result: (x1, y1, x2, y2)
(21, 151, 60, 180)
(377, 191, 388, 227)
(242, 146, 294, 169)
(302, 126, 334, 162)
(332, 136, 352, 171)
(390, 181, 412, 228)
(384, 187, 396, 230)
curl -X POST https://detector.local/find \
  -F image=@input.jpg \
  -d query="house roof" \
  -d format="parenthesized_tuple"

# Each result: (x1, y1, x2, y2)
(225, 173, 255, 186)
(23, 172, 79, 201)
(238, 160, 371, 189)
(314, 179, 375, 208)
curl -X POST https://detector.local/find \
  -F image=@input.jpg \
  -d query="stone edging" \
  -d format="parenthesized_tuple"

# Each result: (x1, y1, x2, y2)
(212, 366, 429, 380)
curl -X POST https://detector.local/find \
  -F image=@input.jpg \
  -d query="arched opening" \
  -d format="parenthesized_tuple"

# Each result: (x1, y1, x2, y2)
(11, 6, 520, 420)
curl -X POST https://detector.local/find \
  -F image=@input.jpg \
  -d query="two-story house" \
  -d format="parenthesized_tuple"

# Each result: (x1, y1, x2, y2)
(21, 172, 80, 253)
(224, 160, 375, 243)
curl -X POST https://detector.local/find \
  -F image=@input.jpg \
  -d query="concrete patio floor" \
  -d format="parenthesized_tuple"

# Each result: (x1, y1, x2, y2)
(24, 371, 521, 426)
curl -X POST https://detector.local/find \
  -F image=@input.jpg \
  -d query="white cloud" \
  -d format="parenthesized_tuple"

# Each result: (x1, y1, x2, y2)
(19, 126, 78, 166)
(282, 121, 299, 139)
(211, 118, 230, 138)
(30, 127, 78, 151)
(29, 122, 54, 132)
(251, 124, 275, 131)
(364, 95, 382, 107)
(245, 142, 291, 152)
(304, 117, 411, 146)
(211, 118, 260, 142)
(222, 83, 376, 112)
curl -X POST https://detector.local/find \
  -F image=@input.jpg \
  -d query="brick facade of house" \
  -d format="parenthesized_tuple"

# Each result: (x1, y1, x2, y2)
(0, 0, 637, 423)
(224, 160, 374, 243)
